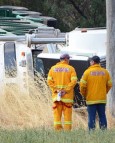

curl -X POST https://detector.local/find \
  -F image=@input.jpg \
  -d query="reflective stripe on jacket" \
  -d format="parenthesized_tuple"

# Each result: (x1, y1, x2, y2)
(47, 61, 77, 103)
(80, 64, 112, 105)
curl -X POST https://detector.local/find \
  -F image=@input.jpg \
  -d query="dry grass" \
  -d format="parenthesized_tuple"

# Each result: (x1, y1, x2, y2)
(0, 72, 53, 129)
(72, 107, 88, 129)
(0, 72, 114, 130)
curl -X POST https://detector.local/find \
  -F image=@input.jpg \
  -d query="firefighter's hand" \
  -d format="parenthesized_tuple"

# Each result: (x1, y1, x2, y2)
(61, 90, 66, 96)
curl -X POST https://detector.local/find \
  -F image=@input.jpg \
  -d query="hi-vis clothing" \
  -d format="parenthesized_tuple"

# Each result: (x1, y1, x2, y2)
(47, 60, 77, 130)
(47, 60, 77, 103)
(53, 101, 72, 131)
(80, 64, 112, 105)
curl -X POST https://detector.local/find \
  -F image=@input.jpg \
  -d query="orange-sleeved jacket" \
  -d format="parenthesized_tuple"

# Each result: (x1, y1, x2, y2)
(80, 64, 112, 105)
(47, 60, 77, 103)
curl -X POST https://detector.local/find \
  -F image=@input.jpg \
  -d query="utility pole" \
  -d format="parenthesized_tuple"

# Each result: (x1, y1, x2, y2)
(106, 0, 115, 116)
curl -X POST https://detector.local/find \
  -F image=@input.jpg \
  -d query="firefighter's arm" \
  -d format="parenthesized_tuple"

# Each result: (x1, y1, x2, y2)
(106, 72, 112, 94)
(79, 72, 87, 97)
(64, 68, 77, 92)
(47, 69, 57, 93)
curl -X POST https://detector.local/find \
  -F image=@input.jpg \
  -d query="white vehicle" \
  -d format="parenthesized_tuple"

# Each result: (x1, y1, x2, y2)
(60, 28, 106, 57)
(36, 28, 106, 77)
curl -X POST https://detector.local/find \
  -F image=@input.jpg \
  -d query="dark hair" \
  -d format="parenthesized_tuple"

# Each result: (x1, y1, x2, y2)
(90, 56, 100, 63)
(60, 53, 71, 59)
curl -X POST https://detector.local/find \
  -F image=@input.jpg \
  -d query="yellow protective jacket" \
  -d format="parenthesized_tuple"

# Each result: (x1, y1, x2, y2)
(80, 64, 112, 105)
(47, 60, 77, 103)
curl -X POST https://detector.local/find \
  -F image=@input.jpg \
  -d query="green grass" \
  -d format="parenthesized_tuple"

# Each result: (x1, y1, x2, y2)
(0, 128, 115, 143)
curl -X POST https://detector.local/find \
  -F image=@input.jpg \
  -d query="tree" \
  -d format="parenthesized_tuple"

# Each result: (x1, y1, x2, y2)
(42, 0, 106, 31)
(0, 0, 106, 31)
(106, 0, 115, 116)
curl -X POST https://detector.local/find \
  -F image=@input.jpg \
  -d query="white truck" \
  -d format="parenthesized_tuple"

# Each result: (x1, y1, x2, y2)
(37, 28, 106, 78)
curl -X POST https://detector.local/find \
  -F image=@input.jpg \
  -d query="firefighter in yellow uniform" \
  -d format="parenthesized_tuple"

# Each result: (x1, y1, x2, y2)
(47, 53, 77, 131)
(80, 56, 112, 130)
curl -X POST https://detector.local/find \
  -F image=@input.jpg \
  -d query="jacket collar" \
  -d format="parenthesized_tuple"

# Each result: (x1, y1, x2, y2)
(57, 60, 69, 65)
(89, 64, 101, 69)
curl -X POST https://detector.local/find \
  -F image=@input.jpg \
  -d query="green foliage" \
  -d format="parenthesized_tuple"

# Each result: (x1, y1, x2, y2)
(0, 0, 106, 32)
(40, 0, 106, 31)
(0, 128, 115, 143)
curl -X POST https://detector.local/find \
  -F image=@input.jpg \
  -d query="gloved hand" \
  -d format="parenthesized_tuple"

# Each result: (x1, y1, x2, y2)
(56, 90, 66, 101)
(56, 90, 66, 96)
(60, 90, 66, 96)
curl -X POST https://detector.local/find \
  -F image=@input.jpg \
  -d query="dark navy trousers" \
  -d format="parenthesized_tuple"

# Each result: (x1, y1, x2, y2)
(87, 104, 107, 130)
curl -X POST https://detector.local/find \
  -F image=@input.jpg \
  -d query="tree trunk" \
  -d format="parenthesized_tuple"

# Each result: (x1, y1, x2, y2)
(106, 0, 115, 116)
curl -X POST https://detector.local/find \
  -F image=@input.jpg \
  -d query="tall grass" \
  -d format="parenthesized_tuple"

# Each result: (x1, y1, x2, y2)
(0, 72, 53, 129)
(0, 71, 114, 130)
